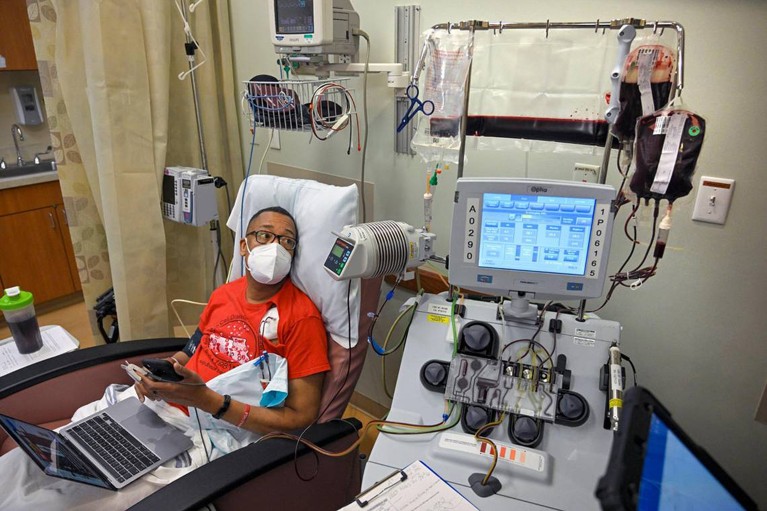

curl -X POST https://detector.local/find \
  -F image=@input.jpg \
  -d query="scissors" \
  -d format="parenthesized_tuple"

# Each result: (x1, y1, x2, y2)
(396, 85, 435, 133)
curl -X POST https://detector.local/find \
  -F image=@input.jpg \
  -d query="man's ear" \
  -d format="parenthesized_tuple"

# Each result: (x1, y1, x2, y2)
(239, 238, 249, 257)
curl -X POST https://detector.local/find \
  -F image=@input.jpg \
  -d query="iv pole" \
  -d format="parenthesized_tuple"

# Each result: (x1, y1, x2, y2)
(428, 18, 685, 320)
(179, 0, 226, 291)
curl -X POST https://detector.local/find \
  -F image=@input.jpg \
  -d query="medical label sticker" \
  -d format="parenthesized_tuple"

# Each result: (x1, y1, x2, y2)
(637, 49, 656, 116)
(573, 337, 596, 348)
(426, 303, 452, 316)
(574, 328, 596, 339)
(439, 432, 546, 472)
(611, 364, 623, 388)
(427, 314, 450, 324)
(651, 113, 687, 195)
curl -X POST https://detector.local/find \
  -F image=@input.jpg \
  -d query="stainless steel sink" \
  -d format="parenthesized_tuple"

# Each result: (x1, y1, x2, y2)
(0, 160, 57, 178)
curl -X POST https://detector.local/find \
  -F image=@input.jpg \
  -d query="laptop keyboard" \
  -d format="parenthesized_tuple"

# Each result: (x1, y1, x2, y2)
(67, 413, 161, 483)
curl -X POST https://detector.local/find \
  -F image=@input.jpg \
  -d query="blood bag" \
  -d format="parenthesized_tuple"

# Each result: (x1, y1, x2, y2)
(613, 45, 676, 142)
(630, 109, 705, 202)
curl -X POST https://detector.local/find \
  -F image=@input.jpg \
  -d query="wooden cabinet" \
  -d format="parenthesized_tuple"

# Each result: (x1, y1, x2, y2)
(0, 0, 37, 71)
(0, 181, 81, 304)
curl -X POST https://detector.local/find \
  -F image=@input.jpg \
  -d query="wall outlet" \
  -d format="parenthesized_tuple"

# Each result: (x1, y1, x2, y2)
(573, 163, 599, 183)
(270, 129, 281, 150)
(691, 176, 735, 225)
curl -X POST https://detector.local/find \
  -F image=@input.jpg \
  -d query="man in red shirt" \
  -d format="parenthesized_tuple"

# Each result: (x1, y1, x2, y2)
(136, 206, 330, 433)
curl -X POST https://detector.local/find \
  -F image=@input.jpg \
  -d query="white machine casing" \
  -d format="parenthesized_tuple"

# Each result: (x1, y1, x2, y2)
(162, 166, 218, 226)
(324, 221, 436, 280)
(268, 0, 360, 56)
(449, 178, 616, 301)
(364, 294, 622, 510)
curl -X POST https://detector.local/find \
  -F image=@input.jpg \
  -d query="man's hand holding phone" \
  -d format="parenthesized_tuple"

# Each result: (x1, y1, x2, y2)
(132, 357, 210, 407)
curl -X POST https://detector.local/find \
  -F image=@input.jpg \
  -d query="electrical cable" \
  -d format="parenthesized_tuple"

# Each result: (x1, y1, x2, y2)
(257, 129, 274, 175)
(291, 280, 354, 482)
(170, 299, 207, 338)
(257, 405, 464, 460)
(367, 278, 401, 355)
(357, 29, 371, 222)
(193, 408, 211, 463)
(621, 353, 639, 386)
(381, 294, 420, 399)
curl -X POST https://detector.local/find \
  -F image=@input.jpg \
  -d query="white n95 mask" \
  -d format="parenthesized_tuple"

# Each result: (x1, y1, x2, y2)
(246, 242, 292, 285)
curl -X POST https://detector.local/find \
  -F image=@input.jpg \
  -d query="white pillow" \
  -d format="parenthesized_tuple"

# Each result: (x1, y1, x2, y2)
(227, 175, 361, 348)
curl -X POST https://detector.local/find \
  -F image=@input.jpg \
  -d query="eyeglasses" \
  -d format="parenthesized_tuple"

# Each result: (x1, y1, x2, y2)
(246, 230, 297, 250)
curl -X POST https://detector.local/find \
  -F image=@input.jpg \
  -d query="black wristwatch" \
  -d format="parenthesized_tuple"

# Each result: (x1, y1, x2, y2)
(213, 394, 231, 420)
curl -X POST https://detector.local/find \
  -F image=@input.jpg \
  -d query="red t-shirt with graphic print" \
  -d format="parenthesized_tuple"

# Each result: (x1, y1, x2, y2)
(186, 277, 330, 383)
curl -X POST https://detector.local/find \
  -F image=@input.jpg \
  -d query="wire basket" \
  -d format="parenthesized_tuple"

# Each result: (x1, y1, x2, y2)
(242, 78, 354, 133)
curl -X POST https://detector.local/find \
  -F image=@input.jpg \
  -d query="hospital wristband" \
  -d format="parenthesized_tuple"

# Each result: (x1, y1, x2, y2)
(236, 404, 251, 428)
(213, 394, 231, 420)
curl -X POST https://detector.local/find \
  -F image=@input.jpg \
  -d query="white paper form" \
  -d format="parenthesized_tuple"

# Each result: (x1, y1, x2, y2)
(341, 460, 478, 511)
(0, 325, 79, 376)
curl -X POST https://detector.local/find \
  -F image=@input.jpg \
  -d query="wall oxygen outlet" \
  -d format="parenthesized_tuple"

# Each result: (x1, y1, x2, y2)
(573, 163, 599, 183)
(691, 176, 735, 225)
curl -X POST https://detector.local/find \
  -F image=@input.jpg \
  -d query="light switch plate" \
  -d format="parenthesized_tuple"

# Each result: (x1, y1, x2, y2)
(573, 163, 599, 183)
(691, 176, 735, 225)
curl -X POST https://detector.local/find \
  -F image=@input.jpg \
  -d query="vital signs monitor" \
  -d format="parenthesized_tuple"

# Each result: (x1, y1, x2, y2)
(448, 178, 617, 301)
(268, 0, 360, 56)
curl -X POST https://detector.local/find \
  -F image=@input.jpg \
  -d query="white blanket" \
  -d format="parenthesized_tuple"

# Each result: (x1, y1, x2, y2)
(0, 356, 288, 511)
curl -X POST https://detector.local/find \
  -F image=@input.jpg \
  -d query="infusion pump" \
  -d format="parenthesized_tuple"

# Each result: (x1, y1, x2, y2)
(162, 166, 218, 226)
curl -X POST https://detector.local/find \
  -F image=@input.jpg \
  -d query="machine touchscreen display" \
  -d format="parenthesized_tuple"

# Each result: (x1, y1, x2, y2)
(478, 193, 596, 276)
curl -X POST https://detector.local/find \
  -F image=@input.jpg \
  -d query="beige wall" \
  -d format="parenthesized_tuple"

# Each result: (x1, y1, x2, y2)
(0, 71, 51, 164)
(229, 1, 767, 506)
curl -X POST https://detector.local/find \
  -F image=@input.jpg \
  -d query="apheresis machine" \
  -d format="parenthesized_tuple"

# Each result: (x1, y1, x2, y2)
(325, 177, 621, 510)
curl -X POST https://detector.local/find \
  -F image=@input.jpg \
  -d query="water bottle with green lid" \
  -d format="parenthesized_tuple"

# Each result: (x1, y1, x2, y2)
(0, 286, 43, 354)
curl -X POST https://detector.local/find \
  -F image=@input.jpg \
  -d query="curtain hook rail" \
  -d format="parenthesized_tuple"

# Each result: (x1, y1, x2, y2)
(545, 19, 550, 39)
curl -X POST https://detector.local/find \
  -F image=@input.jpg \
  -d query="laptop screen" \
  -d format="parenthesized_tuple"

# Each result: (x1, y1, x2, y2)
(638, 413, 746, 511)
(0, 414, 111, 489)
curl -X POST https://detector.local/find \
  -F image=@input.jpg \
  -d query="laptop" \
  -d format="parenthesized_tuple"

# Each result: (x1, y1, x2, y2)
(0, 397, 193, 490)
(596, 386, 758, 511)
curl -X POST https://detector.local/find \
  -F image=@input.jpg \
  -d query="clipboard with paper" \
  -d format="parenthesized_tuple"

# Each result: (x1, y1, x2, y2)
(341, 460, 477, 511)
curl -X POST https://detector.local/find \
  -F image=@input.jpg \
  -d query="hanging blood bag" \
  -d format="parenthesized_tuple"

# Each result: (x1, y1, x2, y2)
(630, 109, 706, 202)
(613, 45, 676, 143)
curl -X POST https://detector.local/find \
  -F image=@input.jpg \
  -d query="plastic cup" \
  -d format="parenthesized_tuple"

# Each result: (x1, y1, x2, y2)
(0, 286, 44, 354)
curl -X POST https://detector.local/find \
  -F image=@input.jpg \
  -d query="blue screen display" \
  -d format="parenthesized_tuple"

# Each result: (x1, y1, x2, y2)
(638, 414, 746, 511)
(478, 193, 596, 276)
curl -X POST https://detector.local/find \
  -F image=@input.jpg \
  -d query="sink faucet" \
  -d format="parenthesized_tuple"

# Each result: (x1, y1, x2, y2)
(11, 124, 24, 166)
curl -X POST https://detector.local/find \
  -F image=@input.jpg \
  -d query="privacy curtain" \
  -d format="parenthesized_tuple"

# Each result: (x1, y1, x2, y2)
(28, 0, 243, 340)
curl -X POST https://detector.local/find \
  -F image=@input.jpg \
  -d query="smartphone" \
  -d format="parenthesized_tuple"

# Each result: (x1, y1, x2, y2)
(141, 358, 183, 382)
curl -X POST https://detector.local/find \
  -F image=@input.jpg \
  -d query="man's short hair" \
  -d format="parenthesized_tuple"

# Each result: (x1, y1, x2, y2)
(247, 206, 299, 246)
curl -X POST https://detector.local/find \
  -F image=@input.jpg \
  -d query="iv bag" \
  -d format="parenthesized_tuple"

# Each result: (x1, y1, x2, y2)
(410, 29, 475, 165)
(613, 45, 676, 143)
(630, 109, 705, 202)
